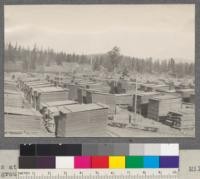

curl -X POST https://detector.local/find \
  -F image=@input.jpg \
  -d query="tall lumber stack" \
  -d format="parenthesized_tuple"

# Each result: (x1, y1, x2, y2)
(176, 89, 195, 103)
(132, 91, 159, 117)
(25, 81, 54, 104)
(41, 100, 78, 133)
(33, 86, 69, 110)
(147, 94, 182, 121)
(56, 103, 108, 137)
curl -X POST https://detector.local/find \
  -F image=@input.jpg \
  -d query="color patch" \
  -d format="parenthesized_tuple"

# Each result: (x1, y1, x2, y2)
(129, 144, 145, 156)
(36, 156, 55, 169)
(91, 156, 109, 168)
(113, 143, 129, 155)
(20, 144, 36, 156)
(126, 156, 144, 168)
(97, 144, 114, 155)
(144, 156, 159, 168)
(56, 156, 74, 169)
(109, 156, 125, 169)
(82, 144, 98, 156)
(74, 156, 91, 168)
(160, 144, 179, 156)
(160, 156, 179, 168)
(144, 144, 161, 156)
(19, 157, 36, 169)
(36, 144, 82, 156)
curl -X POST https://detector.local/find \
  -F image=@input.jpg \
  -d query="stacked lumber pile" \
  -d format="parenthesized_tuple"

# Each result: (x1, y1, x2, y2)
(86, 90, 116, 114)
(4, 91, 24, 108)
(115, 94, 132, 106)
(33, 87, 69, 110)
(56, 103, 109, 137)
(25, 82, 54, 103)
(18, 78, 40, 91)
(165, 109, 195, 130)
(5, 81, 18, 91)
(41, 100, 78, 133)
(147, 94, 182, 121)
(4, 107, 42, 134)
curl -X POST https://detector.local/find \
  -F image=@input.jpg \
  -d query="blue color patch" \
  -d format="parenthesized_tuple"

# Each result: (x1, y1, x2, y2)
(144, 156, 159, 168)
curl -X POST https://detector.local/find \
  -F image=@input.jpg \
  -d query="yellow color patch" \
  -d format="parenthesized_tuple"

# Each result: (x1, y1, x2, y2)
(109, 156, 125, 168)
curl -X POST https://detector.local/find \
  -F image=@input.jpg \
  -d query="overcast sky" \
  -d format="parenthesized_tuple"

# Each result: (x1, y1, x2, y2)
(5, 5, 195, 62)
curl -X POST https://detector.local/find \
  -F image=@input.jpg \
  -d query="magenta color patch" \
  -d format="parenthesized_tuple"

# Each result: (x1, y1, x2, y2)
(74, 156, 91, 168)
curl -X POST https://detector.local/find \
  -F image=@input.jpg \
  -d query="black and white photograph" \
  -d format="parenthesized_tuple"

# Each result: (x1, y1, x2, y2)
(4, 5, 195, 137)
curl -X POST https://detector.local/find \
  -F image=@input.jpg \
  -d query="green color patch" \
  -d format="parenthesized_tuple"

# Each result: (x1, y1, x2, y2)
(125, 156, 144, 168)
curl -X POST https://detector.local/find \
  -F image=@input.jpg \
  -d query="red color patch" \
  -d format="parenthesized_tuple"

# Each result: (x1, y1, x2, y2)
(91, 156, 109, 168)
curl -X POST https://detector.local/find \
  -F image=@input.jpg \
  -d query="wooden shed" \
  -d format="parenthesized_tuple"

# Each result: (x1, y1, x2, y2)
(56, 103, 108, 137)
(147, 94, 182, 121)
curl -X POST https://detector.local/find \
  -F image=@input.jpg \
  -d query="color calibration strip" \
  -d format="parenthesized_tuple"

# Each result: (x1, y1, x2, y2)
(19, 155, 179, 169)
(19, 144, 179, 169)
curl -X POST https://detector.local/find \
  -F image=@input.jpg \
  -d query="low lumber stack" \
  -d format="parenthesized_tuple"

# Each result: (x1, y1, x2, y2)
(165, 109, 195, 130)
(5, 81, 18, 91)
(4, 91, 24, 108)
(4, 107, 42, 135)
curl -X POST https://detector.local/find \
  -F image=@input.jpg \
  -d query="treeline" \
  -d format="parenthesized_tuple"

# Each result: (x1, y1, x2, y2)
(5, 43, 194, 77)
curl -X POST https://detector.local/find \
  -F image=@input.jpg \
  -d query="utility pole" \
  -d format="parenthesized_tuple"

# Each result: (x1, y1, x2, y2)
(134, 72, 138, 123)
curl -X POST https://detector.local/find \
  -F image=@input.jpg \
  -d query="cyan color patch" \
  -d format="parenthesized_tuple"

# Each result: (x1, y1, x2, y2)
(144, 156, 159, 168)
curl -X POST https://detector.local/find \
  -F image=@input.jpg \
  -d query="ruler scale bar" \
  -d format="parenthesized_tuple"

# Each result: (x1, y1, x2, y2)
(17, 169, 179, 178)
